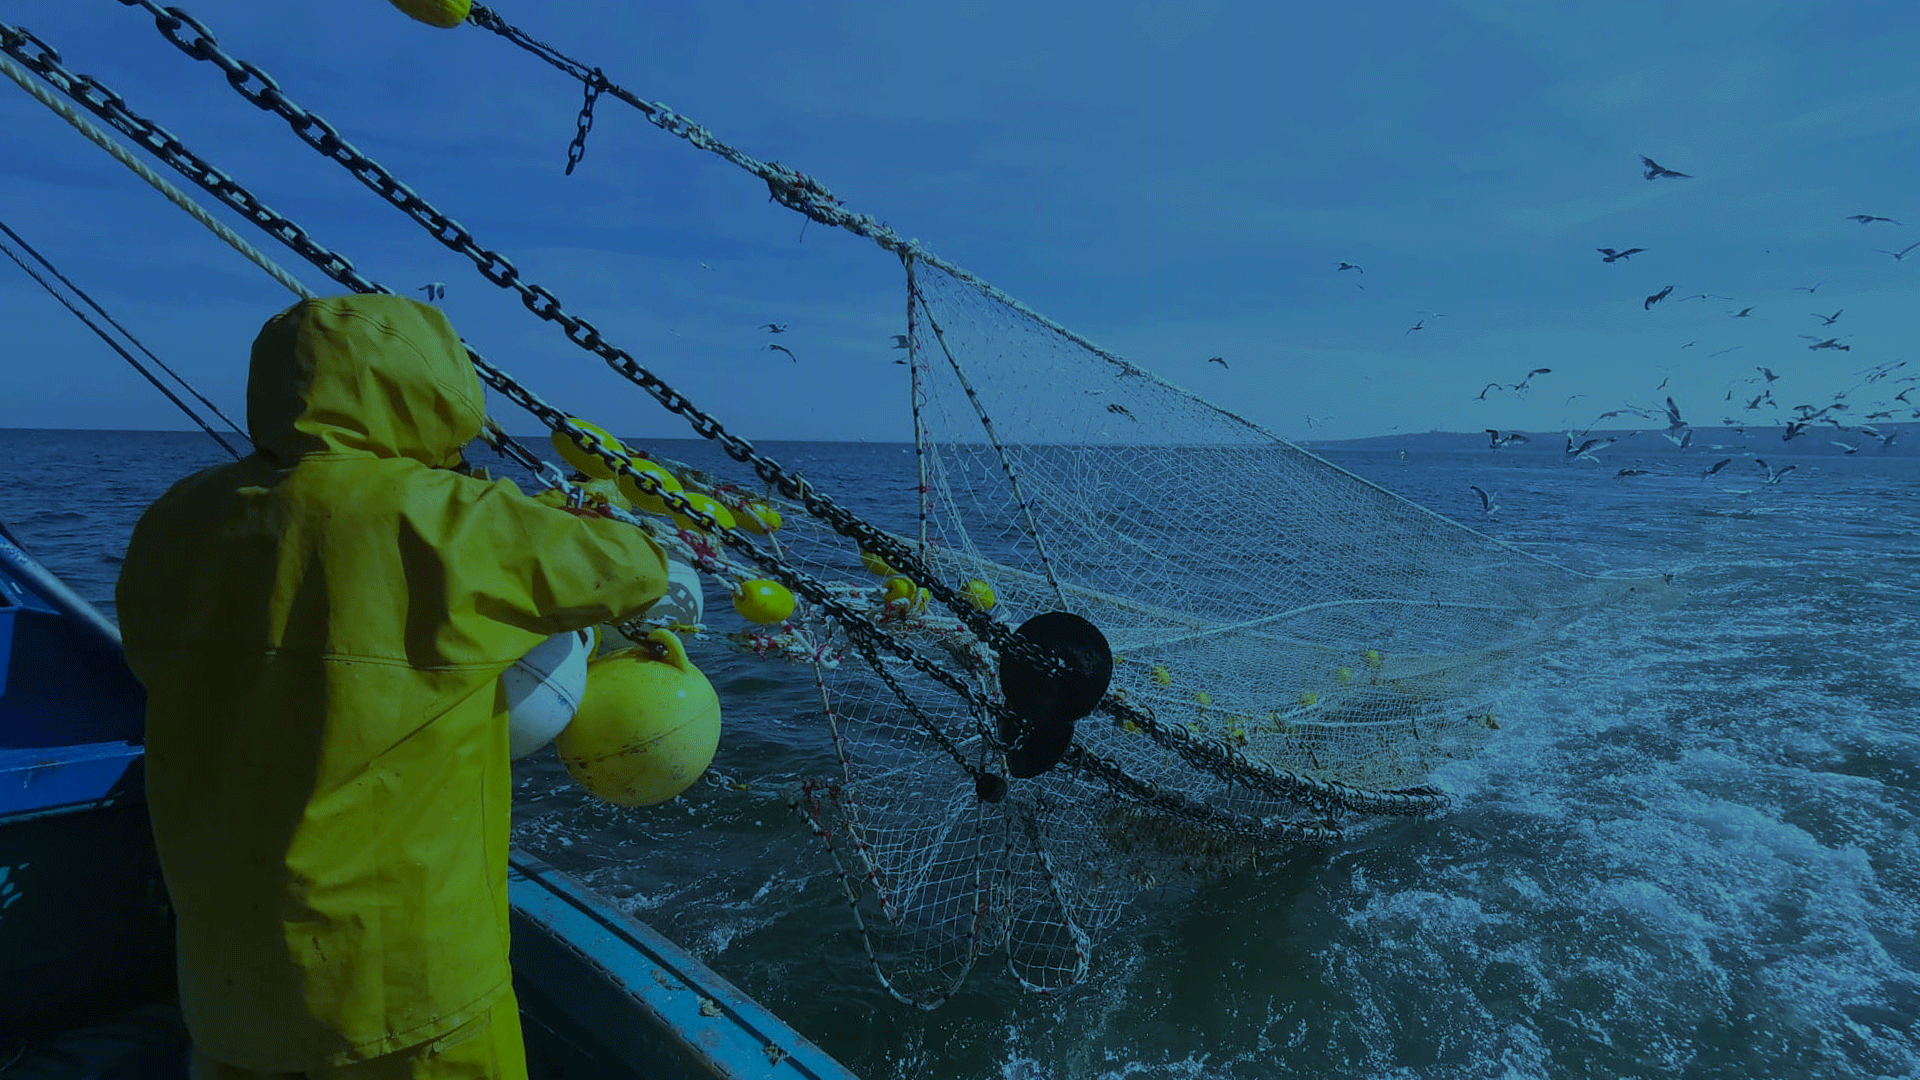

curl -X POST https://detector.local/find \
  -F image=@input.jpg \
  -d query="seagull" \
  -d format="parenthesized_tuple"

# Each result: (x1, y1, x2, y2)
(417, 282, 446, 301)
(1337, 262, 1365, 273)
(767, 343, 797, 362)
(1794, 281, 1825, 294)
(1476, 383, 1502, 401)
(888, 334, 910, 349)
(1813, 310, 1843, 326)
(1732, 307, 1755, 317)
(1782, 420, 1808, 442)
(1644, 285, 1674, 310)
(1756, 459, 1796, 484)
(1802, 336, 1851, 351)
(760, 323, 790, 333)
(1107, 402, 1135, 419)
(1831, 440, 1860, 455)
(1640, 155, 1692, 180)
(1702, 458, 1733, 478)
(1206, 356, 1229, 368)
(1597, 247, 1645, 262)
(1468, 485, 1498, 514)
(1406, 319, 1426, 334)
(1615, 467, 1650, 479)
(1512, 367, 1552, 392)
(1745, 391, 1773, 410)
(1566, 433, 1614, 460)
(1486, 429, 1529, 448)
(699, 261, 712, 270)
(1873, 240, 1920, 261)
(1846, 214, 1902, 225)
(1757, 366, 1779, 382)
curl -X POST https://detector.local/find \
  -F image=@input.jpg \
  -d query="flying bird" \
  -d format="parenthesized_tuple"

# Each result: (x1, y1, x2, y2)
(1337, 262, 1365, 273)
(1873, 240, 1920, 261)
(1732, 307, 1754, 317)
(1206, 356, 1229, 368)
(888, 334, 910, 349)
(1813, 310, 1843, 326)
(1107, 402, 1135, 419)
(1597, 247, 1645, 263)
(1486, 429, 1529, 448)
(1565, 433, 1614, 460)
(1831, 440, 1860, 455)
(417, 282, 446, 301)
(1644, 285, 1674, 310)
(1640, 156, 1692, 180)
(767, 343, 798, 362)
(1406, 319, 1426, 334)
(760, 323, 790, 333)
(1757, 366, 1779, 382)
(1756, 459, 1797, 484)
(1468, 485, 1498, 514)
(1476, 383, 1502, 401)
(1512, 368, 1552, 392)
(1794, 281, 1825, 294)
(1846, 214, 1902, 225)
(1701, 458, 1733, 479)
(1615, 467, 1650, 479)
(1802, 336, 1851, 351)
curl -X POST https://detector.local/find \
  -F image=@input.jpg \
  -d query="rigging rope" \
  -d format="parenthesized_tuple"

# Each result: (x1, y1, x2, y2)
(0, 51, 316, 305)
(0, 223, 242, 458)
(0, 216, 250, 457)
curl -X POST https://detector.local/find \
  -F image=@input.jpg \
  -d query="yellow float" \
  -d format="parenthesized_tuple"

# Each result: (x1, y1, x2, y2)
(732, 579, 795, 624)
(669, 492, 736, 534)
(616, 459, 683, 515)
(386, 0, 471, 28)
(551, 418, 628, 480)
(554, 630, 721, 807)
(961, 579, 996, 611)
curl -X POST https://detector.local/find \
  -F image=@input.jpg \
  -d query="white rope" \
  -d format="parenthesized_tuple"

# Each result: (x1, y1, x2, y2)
(0, 51, 316, 301)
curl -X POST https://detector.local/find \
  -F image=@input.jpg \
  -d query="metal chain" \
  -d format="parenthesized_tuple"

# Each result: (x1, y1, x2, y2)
(7, 9, 1450, 825)
(106, 0, 1049, 678)
(0, 15, 1024, 785)
(564, 67, 602, 175)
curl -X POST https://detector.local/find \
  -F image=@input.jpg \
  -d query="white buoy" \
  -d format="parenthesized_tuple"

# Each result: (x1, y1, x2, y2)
(502, 628, 594, 759)
(601, 561, 705, 652)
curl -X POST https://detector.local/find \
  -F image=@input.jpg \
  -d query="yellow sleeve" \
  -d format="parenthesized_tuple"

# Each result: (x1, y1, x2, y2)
(450, 475, 672, 639)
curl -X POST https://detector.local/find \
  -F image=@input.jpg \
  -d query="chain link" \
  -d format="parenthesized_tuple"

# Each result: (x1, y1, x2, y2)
(108, 0, 1053, 678)
(7, 9, 1450, 825)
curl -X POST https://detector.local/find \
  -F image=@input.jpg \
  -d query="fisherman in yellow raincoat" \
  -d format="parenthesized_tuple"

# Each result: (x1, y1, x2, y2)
(115, 295, 670, 1079)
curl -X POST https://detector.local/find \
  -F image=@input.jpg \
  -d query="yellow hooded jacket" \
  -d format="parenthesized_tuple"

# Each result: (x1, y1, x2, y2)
(115, 295, 669, 1071)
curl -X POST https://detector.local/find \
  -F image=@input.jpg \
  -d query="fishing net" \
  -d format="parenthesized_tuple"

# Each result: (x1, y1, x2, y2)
(0, 5, 1679, 1009)
(694, 258, 1680, 1006)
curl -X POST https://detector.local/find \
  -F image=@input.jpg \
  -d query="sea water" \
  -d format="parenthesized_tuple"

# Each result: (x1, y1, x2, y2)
(2, 428, 1914, 1080)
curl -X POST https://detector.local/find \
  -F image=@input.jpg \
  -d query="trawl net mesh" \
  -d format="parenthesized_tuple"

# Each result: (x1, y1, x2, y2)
(724, 258, 1678, 1006)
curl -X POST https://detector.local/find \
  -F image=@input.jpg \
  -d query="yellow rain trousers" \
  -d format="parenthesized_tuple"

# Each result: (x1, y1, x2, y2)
(116, 295, 669, 1075)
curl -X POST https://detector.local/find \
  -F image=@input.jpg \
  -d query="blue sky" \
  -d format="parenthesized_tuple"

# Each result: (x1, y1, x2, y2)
(2, 1, 1917, 442)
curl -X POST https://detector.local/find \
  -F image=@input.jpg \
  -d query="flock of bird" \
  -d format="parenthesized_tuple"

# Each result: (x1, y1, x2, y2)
(1309, 155, 1916, 514)
(406, 156, 1911, 512)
